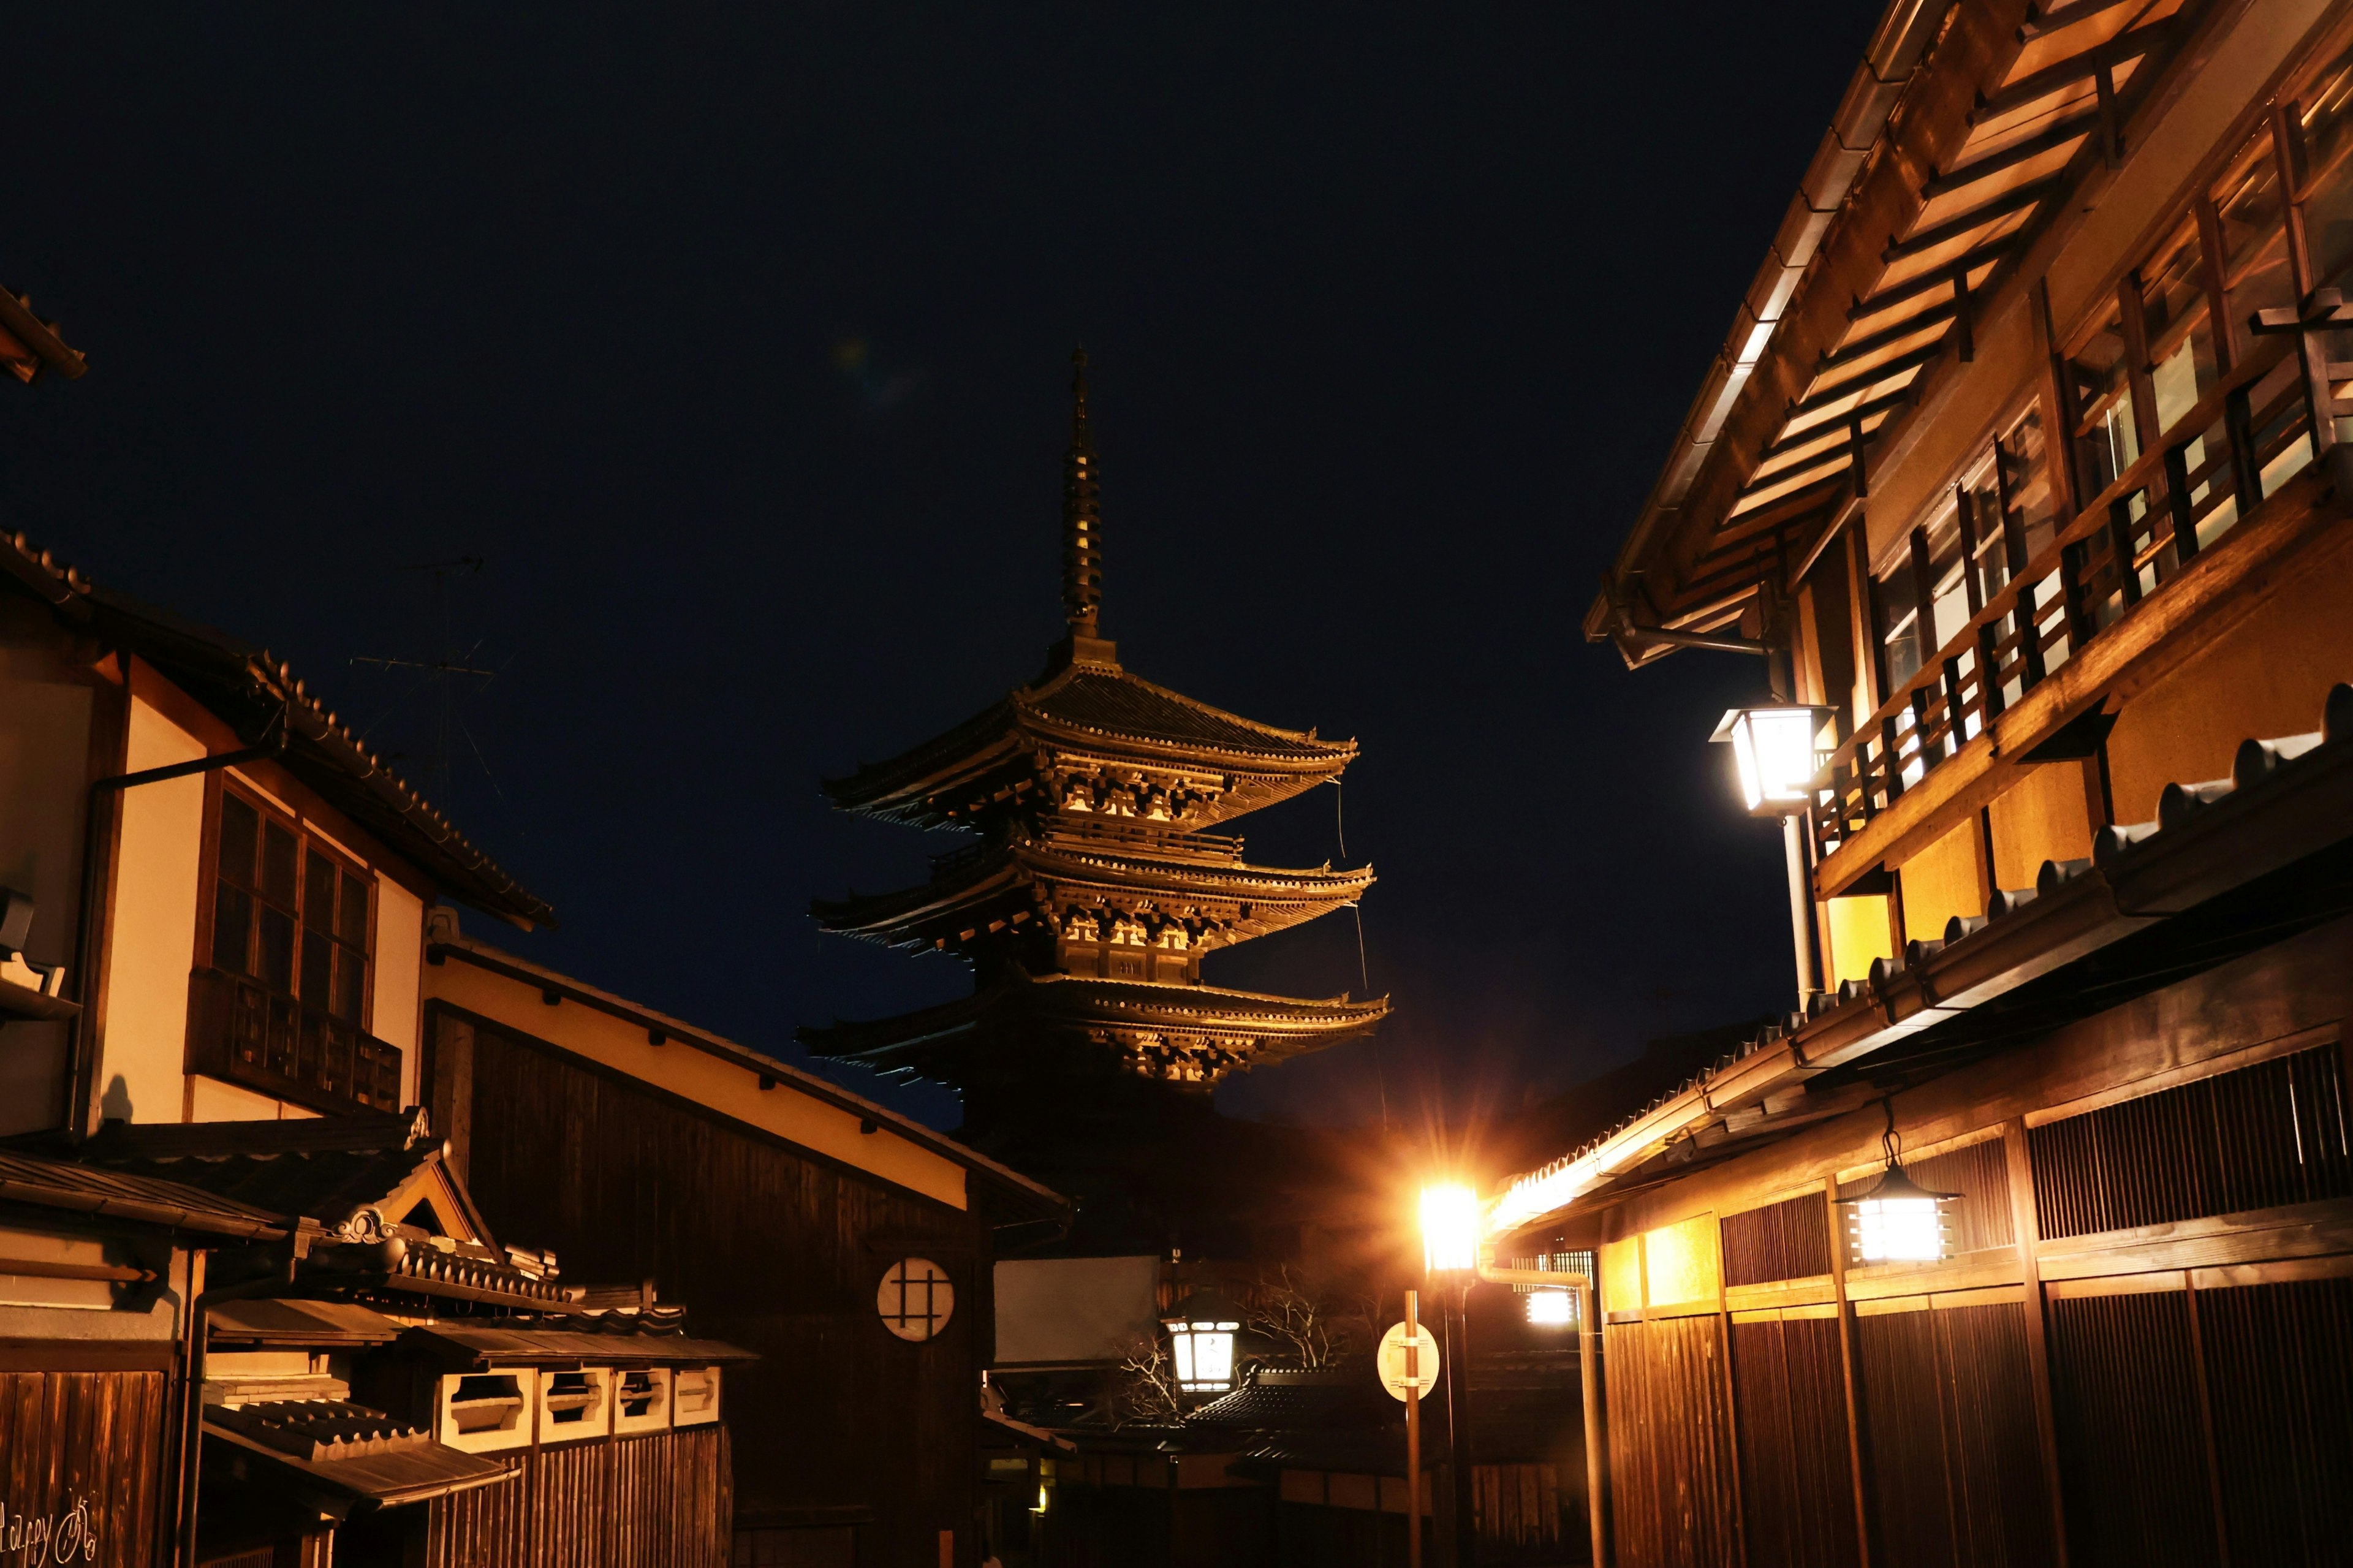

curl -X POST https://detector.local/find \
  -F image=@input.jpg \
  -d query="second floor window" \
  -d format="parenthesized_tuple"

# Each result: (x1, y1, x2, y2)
(211, 788, 371, 1025)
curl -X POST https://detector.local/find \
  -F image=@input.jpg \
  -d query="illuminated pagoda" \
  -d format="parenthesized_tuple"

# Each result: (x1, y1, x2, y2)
(803, 352, 1387, 1135)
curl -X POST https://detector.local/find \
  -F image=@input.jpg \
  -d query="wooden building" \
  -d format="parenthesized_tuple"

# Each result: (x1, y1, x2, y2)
(803, 352, 1387, 1246)
(1502, 1, 2353, 1564)
(417, 924, 1069, 1568)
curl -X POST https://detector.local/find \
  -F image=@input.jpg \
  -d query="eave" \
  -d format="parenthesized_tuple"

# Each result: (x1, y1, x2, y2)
(811, 837, 1376, 952)
(1586, 0, 2211, 660)
(1490, 684, 2353, 1239)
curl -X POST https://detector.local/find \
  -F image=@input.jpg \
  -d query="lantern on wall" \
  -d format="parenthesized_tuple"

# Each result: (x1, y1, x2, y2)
(1838, 1106, 1958, 1263)
(1710, 705, 1835, 816)
(1161, 1289, 1243, 1395)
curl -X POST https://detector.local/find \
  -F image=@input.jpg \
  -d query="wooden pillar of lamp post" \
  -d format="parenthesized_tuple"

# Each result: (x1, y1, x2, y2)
(1406, 1289, 1424, 1568)
(1421, 1185, 1480, 1568)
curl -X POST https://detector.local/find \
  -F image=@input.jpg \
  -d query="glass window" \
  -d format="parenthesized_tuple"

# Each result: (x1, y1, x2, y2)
(1998, 407, 2058, 566)
(1922, 509, 1968, 653)
(209, 785, 371, 1022)
(2302, 45, 2353, 291)
(2069, 305, 2138, 493)
(2213, 129, 2297, 341)
(1877, 549, 1922, 692)
(2138, 221, 2220, 433)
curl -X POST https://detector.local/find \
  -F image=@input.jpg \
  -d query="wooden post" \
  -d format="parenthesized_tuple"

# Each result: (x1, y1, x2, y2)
(1407, 1288, 1424, 1568)
(1824, 1176, 1873, 1568)
(2001, 1119, 2071, 1568)
(1579, 1279, 1607, 1568)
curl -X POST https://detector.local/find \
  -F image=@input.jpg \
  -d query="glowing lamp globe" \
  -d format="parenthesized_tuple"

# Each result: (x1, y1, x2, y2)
(1710, 706, 1834, 817)
(1420, 1184, 1481, 1278)
(1161, 1289, 1243, 1395)
(1839, 1163, 1959, 1263)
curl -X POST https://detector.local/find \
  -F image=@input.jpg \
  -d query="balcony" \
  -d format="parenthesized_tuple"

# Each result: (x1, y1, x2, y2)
(185, 966, 404, 1115)
(1810, 324, 2344, 888)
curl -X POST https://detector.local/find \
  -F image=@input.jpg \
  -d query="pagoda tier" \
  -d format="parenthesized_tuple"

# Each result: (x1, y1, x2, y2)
(803, 350, 1389, 1097)
(820, 656, 1357, 833)
(809, 817, 1375, 982)
(798, 970, 1389, 1086)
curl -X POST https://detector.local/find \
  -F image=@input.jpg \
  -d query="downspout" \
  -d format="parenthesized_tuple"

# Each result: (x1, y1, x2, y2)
(1477, 1254, 1607, 1568)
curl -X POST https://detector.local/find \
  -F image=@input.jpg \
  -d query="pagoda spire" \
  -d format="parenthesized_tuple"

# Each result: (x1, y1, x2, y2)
(1062, 348, 1104, 642)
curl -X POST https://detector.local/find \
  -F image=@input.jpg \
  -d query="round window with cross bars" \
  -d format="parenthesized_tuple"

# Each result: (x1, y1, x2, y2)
(876, 1257, 955, 1342)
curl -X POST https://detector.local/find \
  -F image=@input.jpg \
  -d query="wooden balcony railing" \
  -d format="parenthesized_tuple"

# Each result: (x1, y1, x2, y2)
(185, 965, 404, 1115)
(1811, 329, 2322, 863)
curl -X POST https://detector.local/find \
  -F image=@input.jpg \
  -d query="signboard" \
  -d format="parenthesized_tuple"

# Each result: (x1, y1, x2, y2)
(1376, 1322, 1441, 1401)
(992, 1256, 1161, 1368)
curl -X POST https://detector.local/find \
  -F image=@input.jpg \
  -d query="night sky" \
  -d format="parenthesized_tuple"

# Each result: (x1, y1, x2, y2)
(1, 3, 1881, 1132)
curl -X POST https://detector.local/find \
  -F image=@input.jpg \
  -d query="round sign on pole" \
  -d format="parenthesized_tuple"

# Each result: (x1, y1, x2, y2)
(1376, 1321, 1442, 1401)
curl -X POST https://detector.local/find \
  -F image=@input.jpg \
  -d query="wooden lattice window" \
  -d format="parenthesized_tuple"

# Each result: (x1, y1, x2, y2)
(876, 1257, 955, 1342)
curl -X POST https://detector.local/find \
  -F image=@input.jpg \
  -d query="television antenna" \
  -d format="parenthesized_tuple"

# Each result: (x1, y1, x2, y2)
(349, 556, 505, 809)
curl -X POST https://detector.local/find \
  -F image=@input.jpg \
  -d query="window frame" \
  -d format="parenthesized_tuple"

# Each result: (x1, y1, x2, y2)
(197, 772, 377, 1031)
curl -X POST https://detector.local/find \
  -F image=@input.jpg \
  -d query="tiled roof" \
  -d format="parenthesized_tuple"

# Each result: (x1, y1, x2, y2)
(203, 1400, 511, 1505)
(0, 1146, 290, 1240)
(0, 528, 551, 928)
(1185, 1369, 1391, 1434)
(1022, 667, 1352, 763)
(1493, 681, 2353, 1235)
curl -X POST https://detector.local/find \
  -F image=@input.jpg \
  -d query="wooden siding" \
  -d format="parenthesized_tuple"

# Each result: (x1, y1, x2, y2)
(1852, 1301, 2052, 1568)
(1604, 1315, 1740, 1568)
(1723, 1193, 1834, 1287)
(2045, 1291, 2215, 1568)
(1730, 1314, 1859, 1568)
(0, 1368, 168, 1568)
(440, 1006, 988, 1568)
(2196, 1276, 2353, 1565)
(425, 1427, 731, 1568)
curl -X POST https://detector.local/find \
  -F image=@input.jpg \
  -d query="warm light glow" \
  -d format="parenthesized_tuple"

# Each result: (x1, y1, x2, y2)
(1420, 1184, 1480, 1276)
(1711, 706, 1831, 816)
(1165, 1295, 1243, 1395)
(1525, 1289, 1574, 1327)
(1840, 1164, 1958, 1263)
(1851, 1194, 1946, 1262)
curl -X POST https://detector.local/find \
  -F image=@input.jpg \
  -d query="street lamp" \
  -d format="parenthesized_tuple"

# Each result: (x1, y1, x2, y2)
(1713, 703, 1836, 1012)
(1838, 1105, 1959, 1263)
(1419, 1184, 1482, 1568)
(1710, 704, 1834, 816)
(1161, 1289, 1242, 1396)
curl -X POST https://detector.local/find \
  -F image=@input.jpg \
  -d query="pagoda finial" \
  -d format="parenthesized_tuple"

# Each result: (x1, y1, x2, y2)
(1062, 347, 1102, 641)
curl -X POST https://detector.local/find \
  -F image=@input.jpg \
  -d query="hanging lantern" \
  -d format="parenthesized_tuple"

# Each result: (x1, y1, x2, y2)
(1838, 1107, 1959, 1263)
(1710, 705, 1835, 817)
(1161, 1289, 1243, 1395)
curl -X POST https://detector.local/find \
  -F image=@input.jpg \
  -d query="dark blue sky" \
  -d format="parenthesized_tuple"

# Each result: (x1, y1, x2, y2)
(1, 2, 1879, 1129)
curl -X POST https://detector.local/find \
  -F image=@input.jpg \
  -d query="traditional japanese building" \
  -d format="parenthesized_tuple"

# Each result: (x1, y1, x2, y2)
(1490, 1, 2353, 1565)
(804, 354, 1389, 1145)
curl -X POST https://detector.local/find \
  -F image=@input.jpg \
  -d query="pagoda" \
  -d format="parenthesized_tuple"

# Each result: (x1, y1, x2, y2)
(803, 352, 1387, 1137)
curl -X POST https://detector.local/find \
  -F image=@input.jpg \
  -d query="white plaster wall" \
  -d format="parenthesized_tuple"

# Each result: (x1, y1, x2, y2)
(373, 877, 425, 1107)
(99, 697, 205, 1124)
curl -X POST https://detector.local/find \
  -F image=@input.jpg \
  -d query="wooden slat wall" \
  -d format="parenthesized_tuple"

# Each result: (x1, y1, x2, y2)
(0, 1369, 167, 1568)
(2045, 1292, 2215, 1568)
(446, 1007, 982, 1567)
(1730, 1315, 1859, 1568)
(2196, 1277, 2353, 1565)
(426, 1428, 730, 1568)
(1854, 1301, 2052, 1568)
(1604, 1315, 1740, 1568)
(1723, 1194, 1833, 1287)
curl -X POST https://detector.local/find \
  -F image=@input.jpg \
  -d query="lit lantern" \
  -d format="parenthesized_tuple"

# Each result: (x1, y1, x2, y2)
(1419, 1184, 1481, 1278)
(1525, 1289, 1574, 1327)
(1839, 1161, 1959, 1263)
(1710, 705, 1835, 817)
(1162, 1289, 1243, 1395)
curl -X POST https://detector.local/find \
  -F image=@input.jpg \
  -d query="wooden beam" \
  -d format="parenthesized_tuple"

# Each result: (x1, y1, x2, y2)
(1920, 115, 2099, 200)
(1882, 178, 2062, 266)
(2003, 1120, 2072, 1568)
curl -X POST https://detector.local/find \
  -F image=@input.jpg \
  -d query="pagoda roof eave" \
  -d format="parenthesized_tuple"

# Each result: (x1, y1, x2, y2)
(822, 658, 1358, 822)
(809, 844, 1377, 945)
(797, 972, 1391, 1066)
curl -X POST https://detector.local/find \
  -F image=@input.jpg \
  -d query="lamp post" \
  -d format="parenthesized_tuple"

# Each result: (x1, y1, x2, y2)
(1711, 703, 1835, 1009)
(1420, 1184, 1481, 1568)
(1160, 1289, 1243, 1398)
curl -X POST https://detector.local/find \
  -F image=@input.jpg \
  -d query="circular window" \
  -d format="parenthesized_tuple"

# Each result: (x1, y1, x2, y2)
(877, 1257, 955, 1342)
